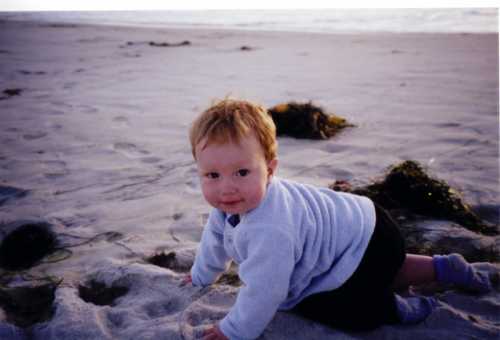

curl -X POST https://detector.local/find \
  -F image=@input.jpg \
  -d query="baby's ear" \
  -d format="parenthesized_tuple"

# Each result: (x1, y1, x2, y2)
(267, 158, 278, 176)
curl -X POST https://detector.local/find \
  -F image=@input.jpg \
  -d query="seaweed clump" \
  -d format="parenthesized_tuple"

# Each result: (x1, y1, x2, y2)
(216, 271, 242, 287)
(267, 102, 353, 140)
(216, 263, 242, 287)
(0, 88, 22, 100)
(0, 222, 58, 271)
(332, 160, 496, 235)
(148, 40, 190, 47)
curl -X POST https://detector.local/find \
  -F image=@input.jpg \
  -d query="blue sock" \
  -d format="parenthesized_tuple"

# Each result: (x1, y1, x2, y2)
(433, 253, 492, 293)
(395, 294, 438, 324)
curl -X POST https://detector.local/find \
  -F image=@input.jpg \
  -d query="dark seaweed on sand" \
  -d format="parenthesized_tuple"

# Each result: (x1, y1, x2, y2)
(216, 270, 242, 287)
(148, 40, 191, 47)
(0, 223, 58, 271)
(331, 160, 497, 235)
(216, 262, 242, 287)
(3, 88, 22, 96)
(0, 88, 22, 100)
(268, 102, 353, 140)
(146, 251, 189, 272)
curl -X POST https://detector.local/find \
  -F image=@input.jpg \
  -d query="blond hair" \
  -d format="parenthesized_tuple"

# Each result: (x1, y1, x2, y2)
(189, 98, 277, 162)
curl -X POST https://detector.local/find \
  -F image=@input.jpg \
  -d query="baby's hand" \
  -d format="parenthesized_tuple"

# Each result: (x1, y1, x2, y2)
(202, 325, 228, 340)
(180, 274, 192, 287)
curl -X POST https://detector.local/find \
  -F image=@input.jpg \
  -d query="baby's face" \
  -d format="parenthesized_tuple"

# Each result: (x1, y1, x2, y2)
(195, 133, 277, 215)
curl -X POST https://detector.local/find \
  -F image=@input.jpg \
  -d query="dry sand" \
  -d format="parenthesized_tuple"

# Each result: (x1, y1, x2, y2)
(0, 19, 498, 339)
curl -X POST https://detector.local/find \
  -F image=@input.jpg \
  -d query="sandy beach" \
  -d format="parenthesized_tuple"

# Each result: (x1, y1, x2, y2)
(0, 19, 498, 339)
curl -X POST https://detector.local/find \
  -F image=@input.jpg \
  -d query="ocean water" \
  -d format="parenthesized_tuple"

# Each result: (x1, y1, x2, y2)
(0, 8, 497, 33)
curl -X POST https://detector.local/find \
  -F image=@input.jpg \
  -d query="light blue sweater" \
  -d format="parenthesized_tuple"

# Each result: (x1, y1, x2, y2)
(191, 177, 376, 340)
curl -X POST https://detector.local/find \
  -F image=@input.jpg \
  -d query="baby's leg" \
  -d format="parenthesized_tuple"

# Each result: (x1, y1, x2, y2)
(393, 253, 492, 293)
(392, 254, 435, 289)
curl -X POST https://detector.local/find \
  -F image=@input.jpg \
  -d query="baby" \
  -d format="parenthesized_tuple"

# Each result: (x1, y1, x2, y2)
(186, 98, 492, 340)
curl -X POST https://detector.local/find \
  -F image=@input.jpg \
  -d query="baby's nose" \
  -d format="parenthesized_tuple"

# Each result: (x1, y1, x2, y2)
(221, 178, 238, 194)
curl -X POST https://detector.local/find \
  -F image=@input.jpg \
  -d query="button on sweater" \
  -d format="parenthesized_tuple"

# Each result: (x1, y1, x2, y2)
(191, 177, 376, 340)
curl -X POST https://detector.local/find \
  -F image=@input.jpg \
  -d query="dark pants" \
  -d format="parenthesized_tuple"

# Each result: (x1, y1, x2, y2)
(293, 204, 406, 331)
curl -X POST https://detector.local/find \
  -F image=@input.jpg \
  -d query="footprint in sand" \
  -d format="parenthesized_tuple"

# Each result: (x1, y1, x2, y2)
(179, 288, 235, 339)
(105, 309, 127, 328)
(75, 104, 98, 114)
(0, 185, 29, 206)
(0, 282, 57, 329)
(23, 132, 47, 141)
(44, 173, 67, 179)
(63, 82, 77, 90)
(122, 52, 141, 58)
(322, 142, 351, 154)
(112, 116, 131, 129)
(435, 122, 461, 128)
(46, 109, 65, 116)
(50, 101, 73, 112)
(184, 166, 203, 193)
(113, 142, 151, 158)
(140, 157, 162, 164)
(41, 160, 69, 179)
(18, 70, 46, 75)
(47, 123, 63, 130)
(112, 116, 129, 123)
(78, 280, 129, 307)
(143, 297, 184, 318)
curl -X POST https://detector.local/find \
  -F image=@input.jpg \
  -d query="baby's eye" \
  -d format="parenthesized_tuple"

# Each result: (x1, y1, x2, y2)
(236, 169, 250, 177)
(206, 172, 219, 179)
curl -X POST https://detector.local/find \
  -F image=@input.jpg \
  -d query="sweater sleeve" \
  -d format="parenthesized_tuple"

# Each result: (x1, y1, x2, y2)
(219, 226, 295, 340)
(191, 209, 230, 287)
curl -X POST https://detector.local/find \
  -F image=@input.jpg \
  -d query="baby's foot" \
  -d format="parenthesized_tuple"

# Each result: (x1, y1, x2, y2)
(395, 294, 438, 324)
(433, 253, 492, 293)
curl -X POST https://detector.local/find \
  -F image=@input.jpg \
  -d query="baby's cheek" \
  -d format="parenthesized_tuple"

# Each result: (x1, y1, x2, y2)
(250, 186, 266, 207)
(201, 186, 215, 205)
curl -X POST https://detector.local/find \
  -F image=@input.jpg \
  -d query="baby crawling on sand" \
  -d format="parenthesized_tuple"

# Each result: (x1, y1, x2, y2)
(185, 99, 492, 340)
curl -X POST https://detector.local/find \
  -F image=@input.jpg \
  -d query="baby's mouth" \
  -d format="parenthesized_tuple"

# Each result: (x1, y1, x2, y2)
(220, 199, 243, 206)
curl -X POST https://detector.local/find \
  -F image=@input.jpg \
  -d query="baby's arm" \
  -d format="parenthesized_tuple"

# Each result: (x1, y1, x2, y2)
(219, 226, 295, 339)
(191, 211, 230, 286)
